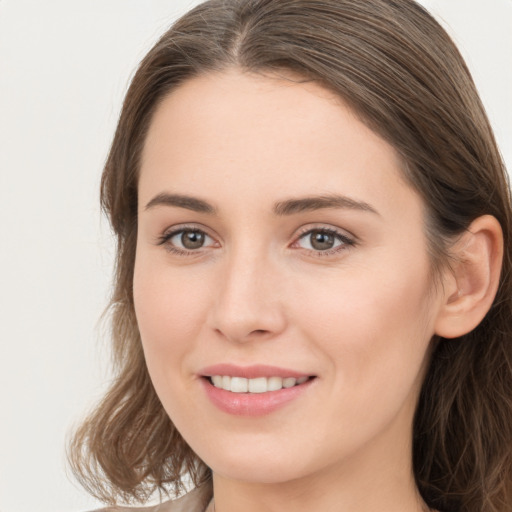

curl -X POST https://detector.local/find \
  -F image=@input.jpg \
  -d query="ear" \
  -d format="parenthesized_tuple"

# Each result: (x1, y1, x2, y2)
(435, 215, 503, 339)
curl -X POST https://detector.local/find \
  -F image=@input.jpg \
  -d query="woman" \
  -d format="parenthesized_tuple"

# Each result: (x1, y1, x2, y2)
(69, 1, 512, 511)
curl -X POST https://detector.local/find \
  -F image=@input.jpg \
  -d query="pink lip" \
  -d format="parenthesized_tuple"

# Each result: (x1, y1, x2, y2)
(199, 364, 316, 417)
(199, 363, 311, 379)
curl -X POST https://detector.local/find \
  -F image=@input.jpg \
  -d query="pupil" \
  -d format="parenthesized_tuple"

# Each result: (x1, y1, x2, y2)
(181, 231, 204, 249)
(311, 231, 334, 250)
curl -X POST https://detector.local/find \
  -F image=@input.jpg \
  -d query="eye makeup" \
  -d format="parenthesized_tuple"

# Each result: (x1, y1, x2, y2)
(155, 222, 357, 259)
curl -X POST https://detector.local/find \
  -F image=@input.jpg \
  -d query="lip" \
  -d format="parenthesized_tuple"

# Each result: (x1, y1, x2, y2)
(199, 363, 311, 379)
(199, 364, 316, 416)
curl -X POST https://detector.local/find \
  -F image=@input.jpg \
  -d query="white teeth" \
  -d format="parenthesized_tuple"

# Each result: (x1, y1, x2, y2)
(231, 377, 248, 393)
(282, 377, 297, 388)
(210, 375, 310, 393)
(248, 377, 267, 393)
(267, 376, 283, 391)
(211, 375, 223, 387)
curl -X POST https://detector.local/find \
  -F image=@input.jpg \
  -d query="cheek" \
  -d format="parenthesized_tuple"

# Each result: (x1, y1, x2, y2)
(293, 258, 435, 388)
(290, 265, 435, 449)
(133, 255, 210, 379)
(132, 258, 217, 432)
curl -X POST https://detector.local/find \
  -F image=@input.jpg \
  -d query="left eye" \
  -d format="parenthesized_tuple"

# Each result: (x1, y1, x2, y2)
(296, 229, 349, 251)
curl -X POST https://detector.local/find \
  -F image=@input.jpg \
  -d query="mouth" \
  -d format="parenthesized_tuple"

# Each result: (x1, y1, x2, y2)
(205, 375, 314, 393)
(198, 364, 317, 415)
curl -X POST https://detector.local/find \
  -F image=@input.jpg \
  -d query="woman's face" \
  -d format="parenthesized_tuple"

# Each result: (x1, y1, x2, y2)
(134, 70, 447, 485)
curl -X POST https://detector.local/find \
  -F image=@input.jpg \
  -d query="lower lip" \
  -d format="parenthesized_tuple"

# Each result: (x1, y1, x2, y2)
(201, 378, 315, 416)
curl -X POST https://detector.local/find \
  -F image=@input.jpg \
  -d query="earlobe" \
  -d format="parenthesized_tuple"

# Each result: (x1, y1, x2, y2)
(434, 215, 503, 339)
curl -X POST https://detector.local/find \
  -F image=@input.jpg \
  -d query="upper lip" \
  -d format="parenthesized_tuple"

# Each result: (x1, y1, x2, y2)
(199, 364, 313, 379)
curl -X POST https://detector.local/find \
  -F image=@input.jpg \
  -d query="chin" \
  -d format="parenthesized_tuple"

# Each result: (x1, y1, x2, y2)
(199, 442, 323, 485)
(213, 461, 309, 485)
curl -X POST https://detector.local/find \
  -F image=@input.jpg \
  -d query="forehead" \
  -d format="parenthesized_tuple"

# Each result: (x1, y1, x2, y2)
(139, 69, 419, 220)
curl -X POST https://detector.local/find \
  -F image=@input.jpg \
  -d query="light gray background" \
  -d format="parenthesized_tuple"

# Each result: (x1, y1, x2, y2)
(0, 1, 510, 511)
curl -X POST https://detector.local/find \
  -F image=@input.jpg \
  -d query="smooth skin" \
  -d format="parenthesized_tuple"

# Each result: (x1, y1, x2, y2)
(133, 70, 503, 512)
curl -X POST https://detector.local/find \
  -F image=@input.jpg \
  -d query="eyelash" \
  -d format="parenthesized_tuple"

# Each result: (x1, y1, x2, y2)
(292, 226, 356, 256)
(157, 225, 356, 257)
(156, 224, 216, 257)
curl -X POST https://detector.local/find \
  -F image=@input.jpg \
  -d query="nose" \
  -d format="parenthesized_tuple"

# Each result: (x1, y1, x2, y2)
(208, 248, 287, 343)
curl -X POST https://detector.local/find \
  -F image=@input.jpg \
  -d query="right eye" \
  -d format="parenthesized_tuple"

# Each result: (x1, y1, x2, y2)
(158, 228, 217, 254)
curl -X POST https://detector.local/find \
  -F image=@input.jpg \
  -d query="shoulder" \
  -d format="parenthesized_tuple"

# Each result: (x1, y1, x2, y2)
(87, 485, 213, 512)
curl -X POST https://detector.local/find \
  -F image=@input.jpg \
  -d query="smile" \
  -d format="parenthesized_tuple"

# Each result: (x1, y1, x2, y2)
(199, 365, 316, 416)
(210, 375, 310, 393)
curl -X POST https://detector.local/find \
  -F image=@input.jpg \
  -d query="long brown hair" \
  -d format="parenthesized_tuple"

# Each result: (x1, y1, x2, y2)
(69, 1, 512, 510)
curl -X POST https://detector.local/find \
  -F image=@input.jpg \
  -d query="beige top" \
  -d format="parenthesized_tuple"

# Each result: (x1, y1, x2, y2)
(89, 485, 213, 512)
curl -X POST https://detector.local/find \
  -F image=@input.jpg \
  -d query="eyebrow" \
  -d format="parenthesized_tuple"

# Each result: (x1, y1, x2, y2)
(144, 192, 378, 216)
(144, 193, 217, 214)
(273, 195, 379, 216)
